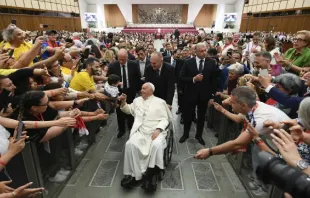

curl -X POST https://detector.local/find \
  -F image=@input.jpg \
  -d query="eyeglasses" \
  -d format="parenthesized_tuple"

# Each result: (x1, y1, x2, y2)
(292, 37, 306, 43)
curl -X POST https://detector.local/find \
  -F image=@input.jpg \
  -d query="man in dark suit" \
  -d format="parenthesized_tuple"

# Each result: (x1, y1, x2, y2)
(108, 49, 141, 138)
(147, 44, 155, 59)
(174, 29, 180, 42)
(119, 41, 136, 60)
(159, 43, 166, 53)
(179, 43, 220, 145)
(135, 46, 150, 77)
(162, 43, 173, 57)
(144, 52, 175, 108)
(163, 49, 181, 67)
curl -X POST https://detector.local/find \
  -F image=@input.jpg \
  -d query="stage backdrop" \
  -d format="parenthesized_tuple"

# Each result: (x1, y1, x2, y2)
(137, 5, 183, 24)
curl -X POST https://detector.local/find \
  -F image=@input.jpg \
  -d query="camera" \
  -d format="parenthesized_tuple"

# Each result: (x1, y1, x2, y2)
(77, 48, 90, 72)
(257, 151, 310, 198)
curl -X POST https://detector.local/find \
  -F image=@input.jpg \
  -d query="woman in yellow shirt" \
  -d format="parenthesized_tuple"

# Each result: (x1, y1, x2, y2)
(2, 25, 33, 65)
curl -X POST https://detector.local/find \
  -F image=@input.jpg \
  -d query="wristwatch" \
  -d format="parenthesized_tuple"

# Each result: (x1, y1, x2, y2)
(285, 62, 293, 71)
(297, 159, 309, 170)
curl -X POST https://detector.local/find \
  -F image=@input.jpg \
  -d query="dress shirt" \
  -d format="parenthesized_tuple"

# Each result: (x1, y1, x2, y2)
(139, 57, 147, 76)
(195, 56, 205, 71)
(120, 62, 130, 88)
(171, 57, 176, 66)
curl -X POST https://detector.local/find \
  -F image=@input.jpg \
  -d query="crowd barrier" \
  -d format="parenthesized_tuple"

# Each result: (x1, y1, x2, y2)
(207, 100, 284, 198)
(3, 97, 286, 198)
(4, 99, 104, 198)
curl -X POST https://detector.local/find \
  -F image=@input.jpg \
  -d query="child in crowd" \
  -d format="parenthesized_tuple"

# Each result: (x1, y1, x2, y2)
(103, 74, 120, 114)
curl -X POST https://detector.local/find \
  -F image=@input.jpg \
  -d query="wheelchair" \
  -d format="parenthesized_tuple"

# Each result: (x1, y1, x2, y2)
(159, 121, 175, 180)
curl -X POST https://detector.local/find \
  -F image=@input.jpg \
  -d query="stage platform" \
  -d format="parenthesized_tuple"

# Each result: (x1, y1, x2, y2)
(122, 24, 198, 34)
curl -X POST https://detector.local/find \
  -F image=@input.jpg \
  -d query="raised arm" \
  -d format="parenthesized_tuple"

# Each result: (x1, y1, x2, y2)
(11, 37, 43, 69)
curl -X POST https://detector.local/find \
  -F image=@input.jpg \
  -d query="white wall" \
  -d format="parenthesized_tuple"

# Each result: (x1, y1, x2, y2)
(225, 4, 235, 13)
(117, 3, 133, 24)
(214, 4, 225, 30)
(78, 0, 87, 28)
(87, 4, 96, 12)
(187, 3, 203, 24)
(96, 4, 106, 29)
(234, 0, 244, 32)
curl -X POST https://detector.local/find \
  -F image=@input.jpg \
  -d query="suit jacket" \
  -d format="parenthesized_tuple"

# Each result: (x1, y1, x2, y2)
(108, 60, 141, 102)
(128, 52, 136, 60)
(162, 50, 172, 57)
(180, 57, 220, 101)
(175, 59, 185, 91)
(160, 48, 165, 53)
(163, 56, 173, 65)
(144, 62, 175, 105)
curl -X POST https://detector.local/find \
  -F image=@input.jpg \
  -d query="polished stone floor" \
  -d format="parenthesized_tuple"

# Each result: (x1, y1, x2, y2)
(59, 96, 249, 198)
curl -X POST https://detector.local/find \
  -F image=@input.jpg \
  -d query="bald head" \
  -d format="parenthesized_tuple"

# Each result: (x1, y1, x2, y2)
(118, 49, 128, 65)
(150, 52, 163, 70)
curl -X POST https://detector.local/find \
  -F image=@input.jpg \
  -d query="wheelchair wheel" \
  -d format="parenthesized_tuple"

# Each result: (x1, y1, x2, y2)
(168, 129, 173, 163)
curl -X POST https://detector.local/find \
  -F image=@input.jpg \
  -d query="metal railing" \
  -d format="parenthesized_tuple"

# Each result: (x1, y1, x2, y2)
(207, 102, 283, 198)
(5, 100, 104, 198)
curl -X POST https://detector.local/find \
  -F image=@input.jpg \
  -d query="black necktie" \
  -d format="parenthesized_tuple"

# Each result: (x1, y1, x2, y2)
(199, 59, 204, 73)
(156, 69, 160, 77)
(122, 65, 127, 89)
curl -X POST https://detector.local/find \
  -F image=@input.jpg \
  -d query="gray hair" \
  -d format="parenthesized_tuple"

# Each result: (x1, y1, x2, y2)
(195, 42, 206, 51)
(231, 86, 257, 108)
(2, 25, 19, 42)
(145, 82, 155, 92)
(151, 52, 163, 60)
(298, 98, 310, 130)
(274, 73, 302, 95)
(228, 63, 244, 75)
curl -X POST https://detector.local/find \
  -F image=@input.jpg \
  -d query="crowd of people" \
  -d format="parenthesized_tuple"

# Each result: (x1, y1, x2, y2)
(0, 22, 309, 197)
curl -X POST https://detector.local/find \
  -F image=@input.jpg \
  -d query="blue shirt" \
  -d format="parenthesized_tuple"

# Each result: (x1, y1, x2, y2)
(219, 63, 250, 92)
(41, 41, 60, 60)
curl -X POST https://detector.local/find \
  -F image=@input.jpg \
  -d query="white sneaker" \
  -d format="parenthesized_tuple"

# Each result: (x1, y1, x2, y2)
(75, 148, 83, 156)
(48, 173, 67, 183)
(58, 168, 70, 176)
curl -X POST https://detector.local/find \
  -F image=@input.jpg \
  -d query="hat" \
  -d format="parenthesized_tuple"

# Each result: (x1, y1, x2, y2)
(46, 30, 57, 35)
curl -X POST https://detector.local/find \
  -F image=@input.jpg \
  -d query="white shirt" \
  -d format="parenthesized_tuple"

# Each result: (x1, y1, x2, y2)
(243, 41, 262, 56)
(269, 47, 281, 65)
(104, 82, 119, 98)
(120, 62, 130, 88)
(195, 56, 205, 71)
(250, 101, 290, 136)
(170, 56, 175, 66)
(139, 57, 147, 76)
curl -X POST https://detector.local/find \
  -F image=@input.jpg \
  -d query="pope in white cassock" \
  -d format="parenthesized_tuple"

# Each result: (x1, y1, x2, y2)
(119, 82, 172, 191)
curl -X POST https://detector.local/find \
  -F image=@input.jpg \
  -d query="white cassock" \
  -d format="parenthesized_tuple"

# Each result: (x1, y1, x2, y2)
(121, 95, 172, 180)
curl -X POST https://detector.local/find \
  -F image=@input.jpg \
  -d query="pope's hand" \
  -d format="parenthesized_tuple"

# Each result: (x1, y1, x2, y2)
(195, 148, 211, 159)
(151, 129, 160, 140)
(118, 94, 127, 103)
